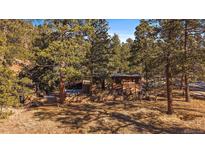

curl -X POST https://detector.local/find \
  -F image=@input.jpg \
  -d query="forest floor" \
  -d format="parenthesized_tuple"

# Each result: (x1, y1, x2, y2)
(1, 90, 205, 134)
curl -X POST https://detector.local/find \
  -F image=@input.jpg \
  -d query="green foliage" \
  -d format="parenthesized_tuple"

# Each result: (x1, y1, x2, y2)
(0, 19, 205, 112)
(87, 19, 111, 79)
(0, 66, 19, 110)
(130, 20, 160, 82)
(109, 34, 122, 72)
(18, 77, 33, 95)
(109, 34, 132, 73)
(179, 20, 205, 79)
(23, 20, 92, 92)
(119, 39, 132, 72)
(0, 20, 36, 65)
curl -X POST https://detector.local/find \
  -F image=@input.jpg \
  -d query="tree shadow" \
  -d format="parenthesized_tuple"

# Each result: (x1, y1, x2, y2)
(110, 112, 205, 134)
(31, 101, 205, 134)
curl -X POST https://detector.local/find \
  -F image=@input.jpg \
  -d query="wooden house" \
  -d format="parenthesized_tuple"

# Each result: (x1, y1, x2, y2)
(111, 73, 142, 96)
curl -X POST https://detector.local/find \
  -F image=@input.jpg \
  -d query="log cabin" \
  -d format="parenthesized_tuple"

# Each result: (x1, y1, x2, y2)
(111, 73, 142, 96)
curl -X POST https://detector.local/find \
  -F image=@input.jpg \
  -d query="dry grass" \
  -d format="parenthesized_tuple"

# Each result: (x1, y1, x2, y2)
(1, 90, 205, 134)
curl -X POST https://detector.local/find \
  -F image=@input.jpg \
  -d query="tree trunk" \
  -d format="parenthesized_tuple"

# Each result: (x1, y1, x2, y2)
(180, 74, 184, 90)
(0, 105, 3, 113)
(166, 51, 173, 115)
(184, 74, 190, 102)
(59, 72, 66, 104)
(35, 83, 40, 97)
(101, 79, 105, 90)
(184, 20, 190, 102)
(144, 63, 149, 98)
(180, 74, 185, 96)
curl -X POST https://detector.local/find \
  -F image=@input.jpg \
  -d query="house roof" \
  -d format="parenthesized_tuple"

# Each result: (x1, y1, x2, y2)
(111, 73, 141, 78)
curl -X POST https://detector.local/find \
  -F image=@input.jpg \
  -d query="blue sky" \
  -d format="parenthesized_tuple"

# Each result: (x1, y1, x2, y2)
(107, 19, 140, 42)
(32, 19, 140, 42)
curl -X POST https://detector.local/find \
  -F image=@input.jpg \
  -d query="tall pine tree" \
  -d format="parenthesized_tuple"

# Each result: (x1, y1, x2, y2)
(87, 19, 111, 90)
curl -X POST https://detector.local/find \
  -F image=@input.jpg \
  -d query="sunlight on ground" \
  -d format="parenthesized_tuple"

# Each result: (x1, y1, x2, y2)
(1, 96, 205, 134)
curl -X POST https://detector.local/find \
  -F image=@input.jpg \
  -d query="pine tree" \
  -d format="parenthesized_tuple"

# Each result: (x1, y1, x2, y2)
(87, 19, 111, 90)
(179, 19, 205, 102)
(158, 20, 182, 114)
(0, 20, 36, 65)
(109, 34, 122, 73)
(130, 20, 158, 97)
(23, 20, 92, 103)
(0, 66, 19, 111)
(120, 38, 133, 73)
(0, 20, 35, 110)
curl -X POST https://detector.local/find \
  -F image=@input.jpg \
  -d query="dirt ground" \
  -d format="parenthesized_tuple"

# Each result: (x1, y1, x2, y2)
(1, 89, 205, 134)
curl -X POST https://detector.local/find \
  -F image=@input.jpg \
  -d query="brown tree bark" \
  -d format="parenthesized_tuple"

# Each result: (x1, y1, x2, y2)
(165, 21, 174, 115)
(180, 74, 184, 90)
(144, 63, 149, 99)
(101, 79, 105, 90)
(184, 20, 190, 102)
(166, 53, 173, 114)
(59, 72, 66, 104)
(184, 74, 190, 102)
